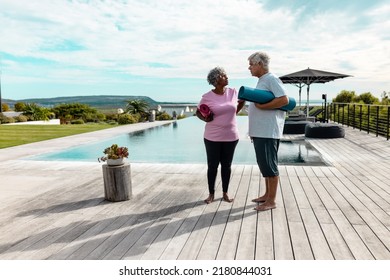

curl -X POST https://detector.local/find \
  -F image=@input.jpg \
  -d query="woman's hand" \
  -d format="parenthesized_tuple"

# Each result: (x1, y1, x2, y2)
(196, 108, 214, 122)
(237, 99, 246, 113)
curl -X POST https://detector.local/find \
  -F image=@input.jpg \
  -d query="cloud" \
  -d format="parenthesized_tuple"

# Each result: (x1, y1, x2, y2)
(0, 0, 389, 100)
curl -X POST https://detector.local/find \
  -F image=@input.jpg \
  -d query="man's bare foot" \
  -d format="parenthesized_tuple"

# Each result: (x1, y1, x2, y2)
(204, 194, 214, 204)
(222, 192, 234, 203)
(254, 203, 276, 211)
(251, 196, 267, 203)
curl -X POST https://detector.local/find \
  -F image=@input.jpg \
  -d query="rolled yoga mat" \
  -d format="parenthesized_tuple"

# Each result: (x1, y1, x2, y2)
(199, 104, 212, 118)
(238, 86, 296, 111)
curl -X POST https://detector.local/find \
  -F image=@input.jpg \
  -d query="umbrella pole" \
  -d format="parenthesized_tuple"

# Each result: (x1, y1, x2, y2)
(306, 84, 310, 118)
(299, 86, 302, 107)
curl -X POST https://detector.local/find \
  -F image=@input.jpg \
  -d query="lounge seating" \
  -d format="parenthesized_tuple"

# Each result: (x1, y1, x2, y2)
(305, 123, 345, 138)
(283, 120, 311, 134)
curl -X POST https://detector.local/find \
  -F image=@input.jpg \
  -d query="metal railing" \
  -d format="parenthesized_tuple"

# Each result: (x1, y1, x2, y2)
(324, 102, 390, 140)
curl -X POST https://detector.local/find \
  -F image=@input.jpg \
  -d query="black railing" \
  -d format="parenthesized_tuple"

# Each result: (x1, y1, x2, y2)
(325, 102, 390, 140)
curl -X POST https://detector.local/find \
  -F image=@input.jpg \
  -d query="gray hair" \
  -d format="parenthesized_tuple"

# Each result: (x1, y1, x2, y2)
(248, 52, 270, 71)
(207, 67, 226, 86)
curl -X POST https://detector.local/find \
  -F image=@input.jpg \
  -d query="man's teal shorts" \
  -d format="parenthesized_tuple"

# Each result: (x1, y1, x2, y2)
(252, 137, 280, 177)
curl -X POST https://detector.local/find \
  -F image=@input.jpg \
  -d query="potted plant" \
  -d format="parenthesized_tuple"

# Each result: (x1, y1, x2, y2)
(98, 144, 129, 166)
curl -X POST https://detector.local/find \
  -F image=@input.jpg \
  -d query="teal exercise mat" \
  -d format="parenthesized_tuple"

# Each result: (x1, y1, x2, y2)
(238, 86, 296, 111)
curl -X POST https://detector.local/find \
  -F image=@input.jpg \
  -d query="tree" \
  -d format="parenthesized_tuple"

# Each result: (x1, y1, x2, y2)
(125, 99, 149, 115)
(22, 103, 51, 121)
(353, 92, 379, 104)
(51, 103, 97, 124)
(125, 99, 150, 121)
(381, 91, 389, 105)
(14, 102, 27, 112)
(1, 103, 9, 112)
(332, 90, 356, 103)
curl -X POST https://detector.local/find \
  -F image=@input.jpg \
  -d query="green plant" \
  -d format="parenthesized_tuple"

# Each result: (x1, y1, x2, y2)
(71, 119, 85, 124)
(22, 103, 52, 121)
(15, 115, 28, 122)
(156, 111, 172, 120)
(118, 113, 139, 124)
(98, 144, 129, 162)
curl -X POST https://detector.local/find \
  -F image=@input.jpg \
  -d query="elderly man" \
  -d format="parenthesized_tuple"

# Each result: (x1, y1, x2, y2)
(247, 51, 289, 211)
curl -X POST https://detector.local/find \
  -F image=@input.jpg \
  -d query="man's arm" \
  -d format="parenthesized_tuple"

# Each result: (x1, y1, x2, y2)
(254, 95, 289, 110)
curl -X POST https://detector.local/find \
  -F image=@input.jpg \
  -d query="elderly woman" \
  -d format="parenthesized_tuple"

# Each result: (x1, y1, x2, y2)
(197, 67, 245, 204)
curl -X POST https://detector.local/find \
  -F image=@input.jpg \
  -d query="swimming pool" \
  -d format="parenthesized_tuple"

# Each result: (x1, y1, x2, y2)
(28, 117, 327, 165)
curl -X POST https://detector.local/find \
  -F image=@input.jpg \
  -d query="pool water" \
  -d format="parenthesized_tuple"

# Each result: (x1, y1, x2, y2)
(28, 117, 326, 165)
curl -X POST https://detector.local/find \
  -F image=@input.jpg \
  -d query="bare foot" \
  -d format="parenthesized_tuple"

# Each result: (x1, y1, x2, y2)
(254, 203, 276, 211)
(204, 194, 214, 204)
(251, 196, 267, 203)
(222, 193, 234, 203)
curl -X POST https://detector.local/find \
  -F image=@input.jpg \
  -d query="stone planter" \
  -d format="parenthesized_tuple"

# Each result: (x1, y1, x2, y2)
(107, 158, 125, 166)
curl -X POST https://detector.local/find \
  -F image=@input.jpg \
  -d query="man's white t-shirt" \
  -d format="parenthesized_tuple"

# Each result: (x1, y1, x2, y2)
(248, 72, 287, 139)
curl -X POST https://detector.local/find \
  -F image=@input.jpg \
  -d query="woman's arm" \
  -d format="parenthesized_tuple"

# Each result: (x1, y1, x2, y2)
(236, 100, 246, 114)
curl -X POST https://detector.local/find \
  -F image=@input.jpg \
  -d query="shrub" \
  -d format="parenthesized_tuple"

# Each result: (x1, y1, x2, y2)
(71, 119, 85, 124)
(107, 120, 118, 125)
(22, 103, 51, 121)
(156, 112, 172, 120)
(14, 102, 27, 112)
(52, 103, 97, 122)
(105, 113, 118, 121)
(2, 103, 10, 112)
(0, 114, 14, 124)
(15, 115, 28, 123)
(118, 113, 138, 124)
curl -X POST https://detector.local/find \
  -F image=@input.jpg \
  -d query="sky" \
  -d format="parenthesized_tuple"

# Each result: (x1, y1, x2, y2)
(0, 0, 389, 103)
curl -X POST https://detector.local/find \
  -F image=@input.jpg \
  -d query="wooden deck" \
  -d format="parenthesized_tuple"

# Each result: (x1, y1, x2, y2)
(0, 124, 389, 260)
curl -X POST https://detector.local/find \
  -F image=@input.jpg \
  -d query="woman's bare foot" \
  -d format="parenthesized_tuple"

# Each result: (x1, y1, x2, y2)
(204, 194, 214, 204)
(222, 192, 234, 203)
(251, 195, 267, 203)
(253, 202, 276, 211)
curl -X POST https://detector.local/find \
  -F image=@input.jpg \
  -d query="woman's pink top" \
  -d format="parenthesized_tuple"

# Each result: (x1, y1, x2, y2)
(198, 87, 239, 142)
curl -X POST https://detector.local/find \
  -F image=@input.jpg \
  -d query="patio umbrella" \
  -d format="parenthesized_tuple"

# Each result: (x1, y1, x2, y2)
(279, 68, 351, 117)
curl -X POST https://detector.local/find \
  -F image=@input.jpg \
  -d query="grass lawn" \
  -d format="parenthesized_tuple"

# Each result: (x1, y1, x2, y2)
(0, 123, 117, 149)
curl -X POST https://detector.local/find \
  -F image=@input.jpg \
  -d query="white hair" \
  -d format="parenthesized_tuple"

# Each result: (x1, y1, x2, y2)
(248, 52, 270, 71)
(207, 67, 226, 86)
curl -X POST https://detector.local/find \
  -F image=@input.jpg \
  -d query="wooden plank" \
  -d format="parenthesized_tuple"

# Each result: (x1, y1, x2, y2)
(353, 224, 390, 260)
(255, 210, 274, 259)
(158, 201, 207, 260)
(10, 197, 135, 259)
(1, 123, 389, 261)
(85, 176, 181, 260)
(272, 168, 294, 260)
(328, 209, 374, 260)
(299, 208, 333, 259)
(0, 180, 105, 258)
(139, 178, 207, 260)
(176, 198, 220, 259)
(282, 167, 313, 260)
(230, 166, 256, 260)
(356, 210, 390, 253)
(320, 223, 354, 259)
(196, 166, 243, 260)
(116, 171, 205, 260)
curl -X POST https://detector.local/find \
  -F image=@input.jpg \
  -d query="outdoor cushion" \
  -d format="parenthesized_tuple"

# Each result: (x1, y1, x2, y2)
(305, 123, 345, 138)
(283, 120, 311, 134)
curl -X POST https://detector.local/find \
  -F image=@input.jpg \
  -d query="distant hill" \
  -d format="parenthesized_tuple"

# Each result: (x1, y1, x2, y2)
(2, 95, 191, 109)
